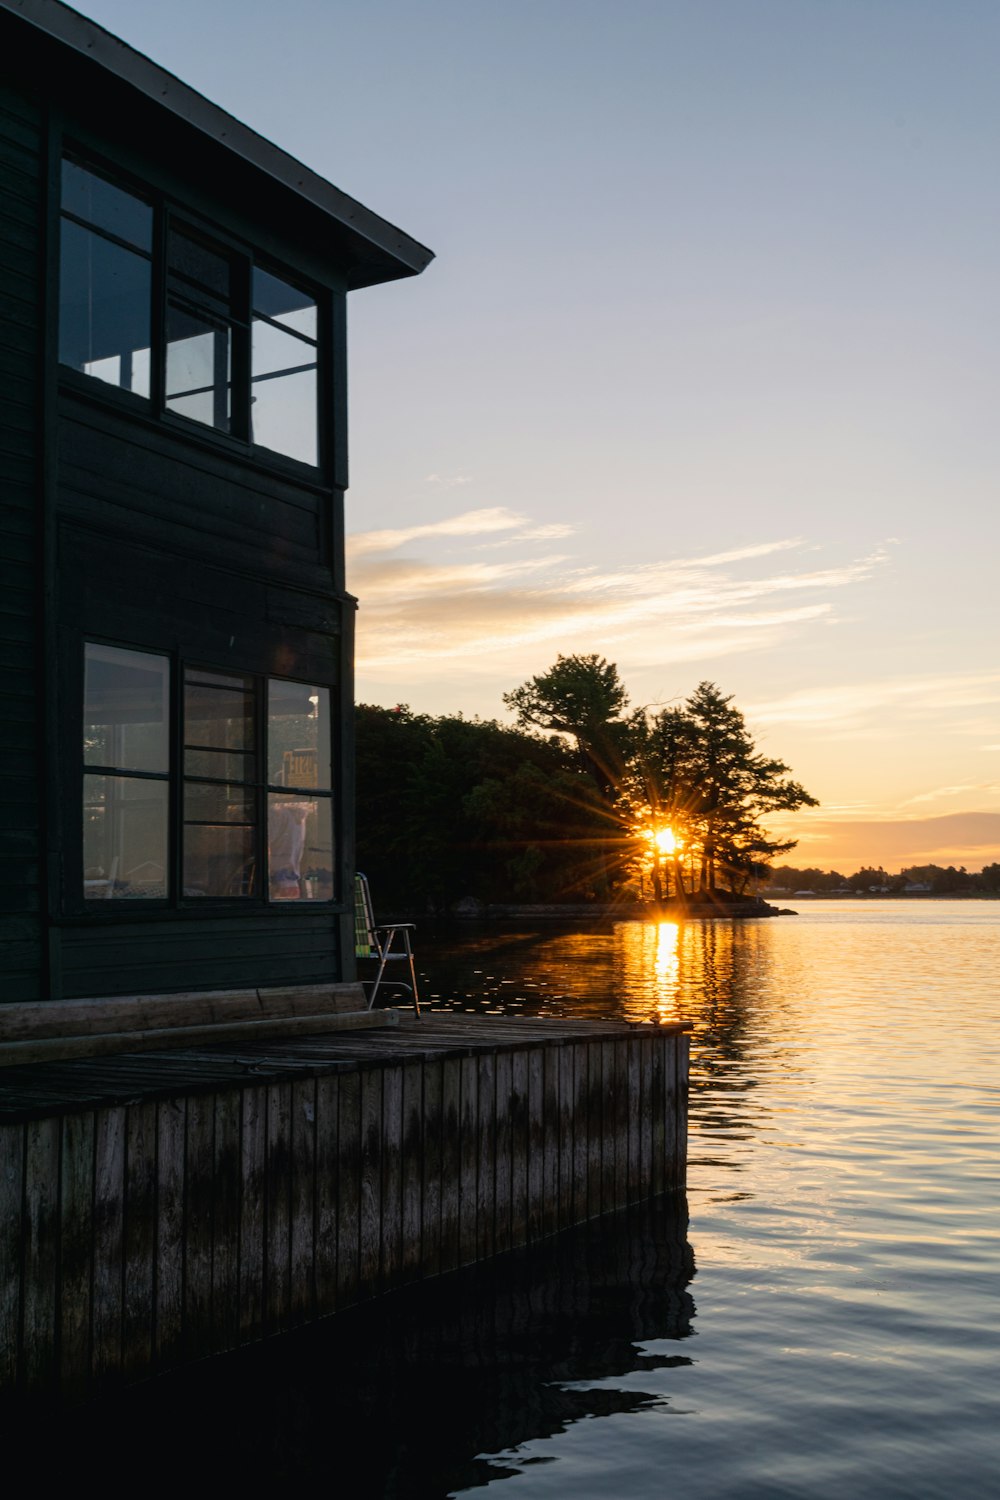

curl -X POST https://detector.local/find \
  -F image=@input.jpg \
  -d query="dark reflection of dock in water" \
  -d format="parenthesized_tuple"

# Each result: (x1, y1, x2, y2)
(28, 1194, 694, 1493)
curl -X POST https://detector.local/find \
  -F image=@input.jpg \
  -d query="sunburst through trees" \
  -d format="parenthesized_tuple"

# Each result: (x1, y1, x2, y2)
(356, 658, 817, 910)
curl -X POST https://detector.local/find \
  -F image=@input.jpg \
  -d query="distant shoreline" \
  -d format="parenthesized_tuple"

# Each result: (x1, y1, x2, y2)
(761, 890, 999, 901)
(410, 897, 792, 922)
(385, 891, 999, 923)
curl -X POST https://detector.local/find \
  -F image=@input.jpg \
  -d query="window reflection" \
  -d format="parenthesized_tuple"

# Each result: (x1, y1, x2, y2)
(59, 161, 323, 469)
(81, 652, 335, 904)
(59, 163, 153, 397)
(267, 679, 333, 900)
(183, 670, 257, 897)
(83, 644, 170, 899)
(268, 794, 334, 901)
(166, 305, 232, 431)
(84, 776, 168, 900)
(251, 268, 318, 464)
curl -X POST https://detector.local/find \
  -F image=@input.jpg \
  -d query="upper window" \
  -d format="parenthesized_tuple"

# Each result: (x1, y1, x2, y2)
(59, 160, 153, 398)
(59, 159, 321, 468)
(165, 226, 237, 434)
(252, 269, 319, 466)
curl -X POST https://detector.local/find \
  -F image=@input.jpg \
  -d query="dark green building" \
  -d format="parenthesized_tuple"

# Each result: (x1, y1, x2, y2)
(0, 0, 431, 1011)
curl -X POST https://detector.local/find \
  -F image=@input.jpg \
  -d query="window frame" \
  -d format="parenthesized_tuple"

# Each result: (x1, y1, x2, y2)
(58, 152, 326, 476)
(79, 641, 337, 911)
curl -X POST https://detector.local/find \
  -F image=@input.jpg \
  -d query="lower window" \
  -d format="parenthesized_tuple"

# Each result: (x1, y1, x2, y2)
(83, 642, 335, 903)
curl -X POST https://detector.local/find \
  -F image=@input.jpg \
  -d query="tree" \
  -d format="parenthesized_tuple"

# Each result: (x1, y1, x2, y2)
(632, 682, 817, 896)
(622, 705, 699, 898)
(504, 665, 817, 901)
(503, 654, 631, 806)
(503, 655, 634, 895)
(354, 704, 609, 909)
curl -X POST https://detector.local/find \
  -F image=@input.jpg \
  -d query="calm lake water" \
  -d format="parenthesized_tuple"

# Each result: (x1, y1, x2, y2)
(403, 900, 1000, 1499)
(41, 901, 999, 1497)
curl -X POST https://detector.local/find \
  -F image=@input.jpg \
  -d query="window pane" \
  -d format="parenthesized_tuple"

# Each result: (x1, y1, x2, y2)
(251, 322, 317, 465)
(184, 782, 255, 823)
(168, 227, 232, 302)
(184, 674, 254, 759)
(184, 746, 254, 780)
(84, 775, 168, 899)
(84, 644, 169, 773)
(252, 318, 317, 376)
(268, 793, 333, 901)
(268, 681, 331, 788)
(62, 160, 152, 251)
(60, 220, 152, 396)
(253, 267, 316, 340)
(186, 669, 247, 690)
(183, 824, 256, 898)
(166, 303, 231, 430)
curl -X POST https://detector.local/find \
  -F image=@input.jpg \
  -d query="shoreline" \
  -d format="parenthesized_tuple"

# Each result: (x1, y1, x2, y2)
(407, 896, 795, 922)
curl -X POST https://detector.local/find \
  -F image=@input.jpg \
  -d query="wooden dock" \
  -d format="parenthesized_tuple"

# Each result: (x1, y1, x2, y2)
(0, 1014, 689, 1401)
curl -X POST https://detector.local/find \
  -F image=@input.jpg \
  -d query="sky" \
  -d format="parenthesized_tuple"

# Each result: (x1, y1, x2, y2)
(70, 0, 1000, 873)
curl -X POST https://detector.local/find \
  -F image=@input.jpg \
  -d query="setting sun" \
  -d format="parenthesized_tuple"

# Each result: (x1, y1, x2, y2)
(651, 826, 679, 856)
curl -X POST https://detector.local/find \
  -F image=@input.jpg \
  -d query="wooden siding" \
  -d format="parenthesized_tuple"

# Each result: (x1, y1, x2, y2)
(0, 1016, 690, 1399)
(59, 525, 343, 689)
(58, 912, 344, 1001)
(0, 80, 42, 1003)
(57, 399, 337, 589)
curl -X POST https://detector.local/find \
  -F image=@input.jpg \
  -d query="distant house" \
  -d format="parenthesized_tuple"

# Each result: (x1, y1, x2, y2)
(0, 0, 432, 1012)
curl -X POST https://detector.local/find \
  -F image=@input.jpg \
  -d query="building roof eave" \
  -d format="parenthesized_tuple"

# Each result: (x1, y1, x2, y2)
(4, 0, 434, 287)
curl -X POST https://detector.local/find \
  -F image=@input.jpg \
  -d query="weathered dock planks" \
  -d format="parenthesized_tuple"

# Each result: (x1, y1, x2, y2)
(0, 1014, 689, 1400)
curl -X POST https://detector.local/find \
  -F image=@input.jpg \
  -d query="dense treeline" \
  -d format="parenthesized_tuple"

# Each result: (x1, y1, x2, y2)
(769, 863, 1000, 894)
(356, 655, 817, 911)
(354, 704, 610, 910)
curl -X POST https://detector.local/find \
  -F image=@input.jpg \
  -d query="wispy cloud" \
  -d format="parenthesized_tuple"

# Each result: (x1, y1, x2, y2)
(902, 782, 1000, 807)
(749, 671, 1000, 735)
(348, 507, 889, 676)
(423, 473, 474, 487)
(347, 506, 527, 557)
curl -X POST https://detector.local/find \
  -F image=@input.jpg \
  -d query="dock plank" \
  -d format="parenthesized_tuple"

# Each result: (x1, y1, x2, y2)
(238, 1086, 265, 1342)
(527, 1048, 545, 1243)
(289, 1078, 317, 1326)
(458, 1054, 478, 1268)
(265, 1082, 292, 1333)
(336, 1072, 361, 1307)
(154, 1097, 185, 1368)
(493, 1050, 512, 1257)
(58, 1110, 93, 1396)
(475, 1051, 496, 1264)
(183, 1093, 214, 1361)
(314, 1074, 339, 1312)
(510, 1050, 528, 1248)
(213, 1090, 241, 1351)
(421, 1058, 444, 1279)
(358, 1069, 382, 1299)
(23, 1116, 59, 1392)
(380, 1064, 403, 1290)
(440, 1056, 461, 1274)
(123, 1099, 157, 1381)
(400, 1061, 423, 1284)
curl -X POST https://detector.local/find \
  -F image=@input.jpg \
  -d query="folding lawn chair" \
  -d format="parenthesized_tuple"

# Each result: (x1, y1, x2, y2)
(353, 872, 421, 1017)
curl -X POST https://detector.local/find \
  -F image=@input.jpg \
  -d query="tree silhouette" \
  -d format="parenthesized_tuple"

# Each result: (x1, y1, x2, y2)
(503, 653, 631, 806)
(355, 667, 818, 909)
